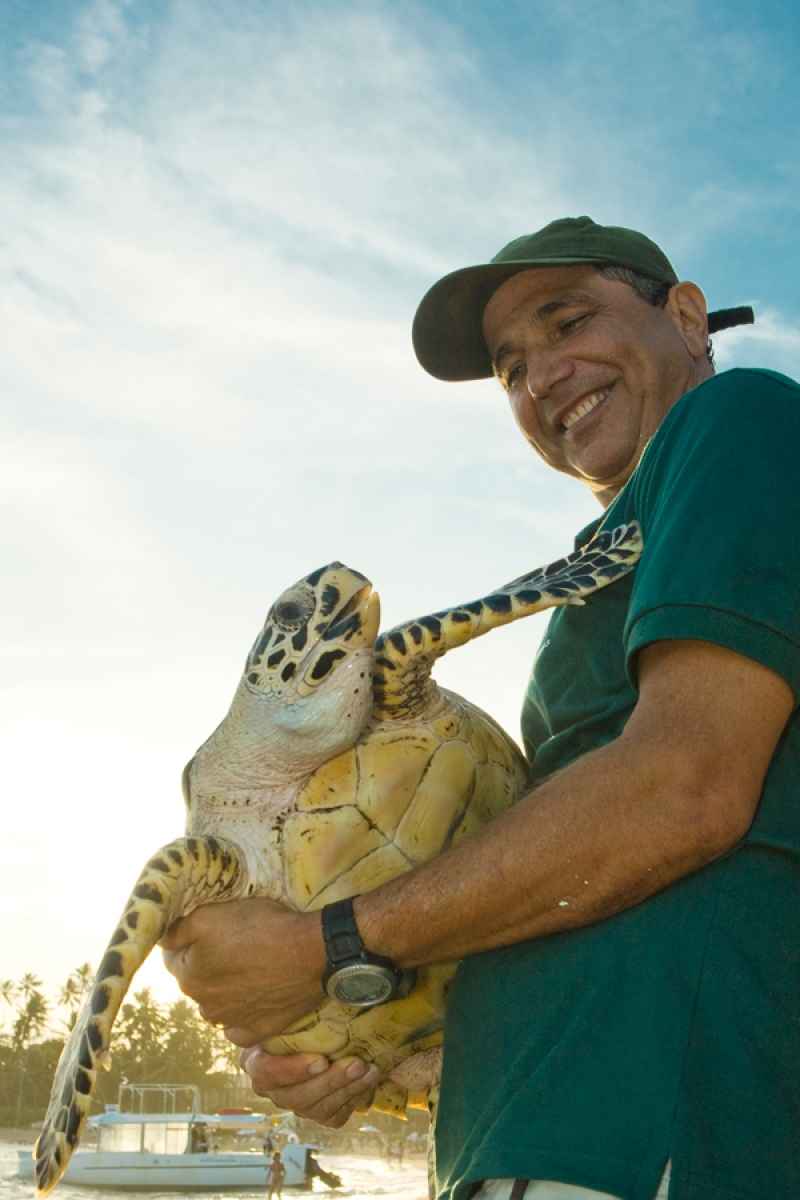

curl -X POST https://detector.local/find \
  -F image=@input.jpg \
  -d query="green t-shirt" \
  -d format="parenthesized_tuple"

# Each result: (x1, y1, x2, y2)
(434, 369, 800, 1200)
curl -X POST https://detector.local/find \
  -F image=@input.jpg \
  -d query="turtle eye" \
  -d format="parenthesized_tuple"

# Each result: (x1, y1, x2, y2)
(272, 587, 314, 630)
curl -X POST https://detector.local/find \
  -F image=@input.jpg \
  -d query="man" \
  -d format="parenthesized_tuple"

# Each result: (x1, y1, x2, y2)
(190, 1121, 209, 1154)
(163, 217, 800, 1200)
(266, 1149, 285, 1200)
(306, 1149, 343, 1190)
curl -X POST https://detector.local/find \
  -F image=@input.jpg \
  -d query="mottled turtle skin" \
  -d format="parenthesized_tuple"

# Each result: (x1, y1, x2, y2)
(34, 522, 642, 1194)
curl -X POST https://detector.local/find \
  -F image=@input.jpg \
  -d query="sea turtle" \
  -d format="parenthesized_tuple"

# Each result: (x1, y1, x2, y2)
(34, 521, 642, 1195)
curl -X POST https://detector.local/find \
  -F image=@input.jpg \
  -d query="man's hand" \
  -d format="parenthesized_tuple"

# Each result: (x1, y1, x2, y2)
(161, 897, 326, 1042)
(162, 899, 383, 1127)
(240, 1048, 382, 1129)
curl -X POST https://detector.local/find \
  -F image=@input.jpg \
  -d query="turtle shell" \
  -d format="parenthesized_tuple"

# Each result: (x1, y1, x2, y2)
(268, 690, 529, 1110)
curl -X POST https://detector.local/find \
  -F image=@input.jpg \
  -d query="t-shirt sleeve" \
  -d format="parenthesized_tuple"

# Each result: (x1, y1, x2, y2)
(624, 368, 800, 702)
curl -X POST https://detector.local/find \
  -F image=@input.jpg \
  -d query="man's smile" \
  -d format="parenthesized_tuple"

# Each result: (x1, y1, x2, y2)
(557, 385, 613, 434)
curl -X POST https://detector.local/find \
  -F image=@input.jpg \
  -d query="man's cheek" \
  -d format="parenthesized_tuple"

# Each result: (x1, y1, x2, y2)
(510, 394, 547, 447)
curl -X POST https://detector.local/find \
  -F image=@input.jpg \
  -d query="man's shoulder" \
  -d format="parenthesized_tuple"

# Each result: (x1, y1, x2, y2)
(653, 366, 800, 449)
(681, 366, 800, 412)
(623, 365, 800, 518)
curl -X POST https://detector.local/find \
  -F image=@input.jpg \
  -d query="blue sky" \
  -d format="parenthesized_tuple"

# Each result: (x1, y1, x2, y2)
(2, 0, 799, 1001)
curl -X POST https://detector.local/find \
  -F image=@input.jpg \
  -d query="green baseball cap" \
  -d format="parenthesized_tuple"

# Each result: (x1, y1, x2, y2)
(412, 215, 754, 381)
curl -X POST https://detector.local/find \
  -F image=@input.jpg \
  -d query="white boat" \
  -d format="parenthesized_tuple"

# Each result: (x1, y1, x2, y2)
(18, 1083, 317, 1191)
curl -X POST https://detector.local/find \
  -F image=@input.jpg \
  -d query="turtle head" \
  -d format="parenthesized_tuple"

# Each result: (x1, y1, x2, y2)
(186, 563, 379, 829)
(219, 562, 380, 775)
(244, 562, 379, 697)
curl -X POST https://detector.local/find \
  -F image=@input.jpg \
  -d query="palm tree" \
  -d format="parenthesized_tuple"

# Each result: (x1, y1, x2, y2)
(163, 1000, 216, 1080)
(12, 988, 49, 1053)
(59, 963, 94, 1031)
(115, 989, 168, 1085)
(0, 980, 16, 1064)
(74, 963, 93, 992)
(18, 973, 44, 1004)
(12, 984, 49, 1126)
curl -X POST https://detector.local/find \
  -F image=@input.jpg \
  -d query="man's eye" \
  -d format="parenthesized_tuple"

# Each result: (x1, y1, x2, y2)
(559, 314, 589, 336)
(506, 362, 525, 388)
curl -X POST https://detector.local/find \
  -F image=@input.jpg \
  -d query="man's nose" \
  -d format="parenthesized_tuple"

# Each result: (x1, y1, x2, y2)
(526, 346, 576, 400)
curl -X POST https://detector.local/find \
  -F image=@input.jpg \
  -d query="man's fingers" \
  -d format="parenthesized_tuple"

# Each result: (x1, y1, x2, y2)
(243, 1051, 380, 1126)
(224, 1026, 265, 1047)
(296, 1063, 379, 1126)
(198, 1005, 226, 1026)
(275, 1064, 379, 1127)
(240, 1049, 330, 1087)
(321, 1077, 380, 1128)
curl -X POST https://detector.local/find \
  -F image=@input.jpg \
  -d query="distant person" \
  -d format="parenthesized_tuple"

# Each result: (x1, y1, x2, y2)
(306, 1151, 342, 1190)
(190, 1122, 209, 1154)
(306, 1150, 321, 1181)
(266, 1150, 285, 1199)
(388, 1137, 404, 1165)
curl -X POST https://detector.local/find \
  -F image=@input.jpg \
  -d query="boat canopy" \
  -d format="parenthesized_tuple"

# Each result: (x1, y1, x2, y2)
(89, 1110, 268, 1128)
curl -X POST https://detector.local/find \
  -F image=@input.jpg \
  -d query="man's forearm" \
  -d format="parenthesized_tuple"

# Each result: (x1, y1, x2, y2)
(354, 728, 734, 968)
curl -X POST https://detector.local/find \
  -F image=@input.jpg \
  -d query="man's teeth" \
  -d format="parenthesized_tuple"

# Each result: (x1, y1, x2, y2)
(561, 389, 608, 431)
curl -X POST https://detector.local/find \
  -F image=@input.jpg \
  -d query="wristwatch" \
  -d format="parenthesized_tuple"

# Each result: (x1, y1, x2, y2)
(321, 897, 416, 1008)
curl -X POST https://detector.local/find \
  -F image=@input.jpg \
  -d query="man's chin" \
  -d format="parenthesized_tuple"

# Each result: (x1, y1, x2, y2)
(570, 454, 638, 501)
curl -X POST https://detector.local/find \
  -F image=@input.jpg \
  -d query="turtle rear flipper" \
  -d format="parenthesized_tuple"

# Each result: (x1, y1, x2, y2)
(34, 835, 246, 1196)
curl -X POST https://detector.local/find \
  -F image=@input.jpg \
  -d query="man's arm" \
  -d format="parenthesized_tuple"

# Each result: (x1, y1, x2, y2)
(356, 637, 792, 961)
(164, 638, 793, 1123)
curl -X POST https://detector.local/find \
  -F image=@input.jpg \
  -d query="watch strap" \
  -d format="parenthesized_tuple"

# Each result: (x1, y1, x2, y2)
(321, 896, 418, 1001)
(321, 897, 368, 969)
(321, 896, 397, 974)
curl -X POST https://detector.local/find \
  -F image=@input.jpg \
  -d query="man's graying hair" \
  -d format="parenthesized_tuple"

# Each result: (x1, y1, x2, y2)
(596, 264, 715, 368)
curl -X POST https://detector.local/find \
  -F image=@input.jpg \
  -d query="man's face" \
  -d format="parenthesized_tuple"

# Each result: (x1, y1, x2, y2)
(481, 265, 710, 506)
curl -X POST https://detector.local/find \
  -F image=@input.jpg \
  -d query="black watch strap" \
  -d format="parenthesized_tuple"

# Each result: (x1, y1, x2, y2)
(321, 897, 416, 996)
(321, 897, 374, 969)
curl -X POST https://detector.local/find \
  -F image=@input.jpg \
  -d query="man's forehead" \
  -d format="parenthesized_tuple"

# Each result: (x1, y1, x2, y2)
(482, 265, 603, 350)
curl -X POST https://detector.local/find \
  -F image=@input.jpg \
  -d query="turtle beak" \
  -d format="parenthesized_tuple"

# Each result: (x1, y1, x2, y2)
(295, 583, 380, 697)
(320, 582, 379, 650)
(362, 590, 380, 644)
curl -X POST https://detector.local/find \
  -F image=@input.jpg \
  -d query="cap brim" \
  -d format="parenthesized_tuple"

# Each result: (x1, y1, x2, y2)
(412, 262, 756, 382)
(412, 258, 602, 382)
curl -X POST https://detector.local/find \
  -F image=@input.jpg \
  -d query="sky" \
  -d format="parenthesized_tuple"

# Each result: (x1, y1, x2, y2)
(2, 0, 800, 1014)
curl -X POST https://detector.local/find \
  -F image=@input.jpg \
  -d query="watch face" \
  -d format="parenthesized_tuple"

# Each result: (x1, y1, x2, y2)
(328, 964, 396, 1007)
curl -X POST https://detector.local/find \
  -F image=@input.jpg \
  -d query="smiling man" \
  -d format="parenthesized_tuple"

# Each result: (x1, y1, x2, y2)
(480, 266, 709, 504)
(164, 218, 800, 1200)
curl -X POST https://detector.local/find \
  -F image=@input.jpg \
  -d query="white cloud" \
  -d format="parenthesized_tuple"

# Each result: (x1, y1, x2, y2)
(75, 0, 131, 74)
(723, 307, 800, 350)
(714, 306, 800, 378)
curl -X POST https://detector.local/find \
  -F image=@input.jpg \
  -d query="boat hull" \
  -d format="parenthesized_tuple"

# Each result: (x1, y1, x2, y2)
(17, 1146, 310, 1190)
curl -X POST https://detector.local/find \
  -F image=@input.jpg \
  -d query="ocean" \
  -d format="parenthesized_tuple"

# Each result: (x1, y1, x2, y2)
(0, 1143, 428, 1200)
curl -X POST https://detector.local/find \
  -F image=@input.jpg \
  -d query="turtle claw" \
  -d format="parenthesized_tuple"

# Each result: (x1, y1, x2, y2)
(34, 1124, 67, 1196)
(34, 1086, 87, 1195)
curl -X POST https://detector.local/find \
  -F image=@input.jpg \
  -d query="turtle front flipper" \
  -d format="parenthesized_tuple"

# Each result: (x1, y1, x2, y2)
(373, 520, 642, 716)
(34, 835, 246, 1196)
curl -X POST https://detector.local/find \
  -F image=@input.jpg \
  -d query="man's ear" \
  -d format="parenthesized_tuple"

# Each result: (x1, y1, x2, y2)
(666, 281, 709, 361)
